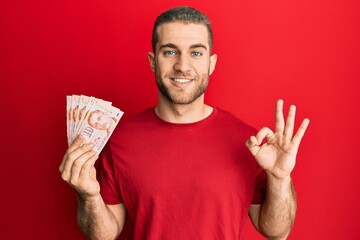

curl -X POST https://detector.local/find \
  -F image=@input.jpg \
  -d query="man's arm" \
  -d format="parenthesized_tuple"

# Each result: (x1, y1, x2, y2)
(246, 99, 309, 239)
(249, 176, 296, 239)
(77, 195, 126, 240)
(60, 135, 126, 240)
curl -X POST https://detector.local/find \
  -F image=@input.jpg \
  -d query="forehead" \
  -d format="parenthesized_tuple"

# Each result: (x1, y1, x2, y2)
(156, 22, 209, 49)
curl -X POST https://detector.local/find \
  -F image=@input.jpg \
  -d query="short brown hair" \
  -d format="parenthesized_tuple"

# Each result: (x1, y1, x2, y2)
(152, 6, 213, 52)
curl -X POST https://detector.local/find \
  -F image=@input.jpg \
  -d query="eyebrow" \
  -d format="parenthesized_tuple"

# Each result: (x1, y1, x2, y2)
(159, 43, 177, 50)
(159, 43, 208, 51)
(190, 44, 207, 50)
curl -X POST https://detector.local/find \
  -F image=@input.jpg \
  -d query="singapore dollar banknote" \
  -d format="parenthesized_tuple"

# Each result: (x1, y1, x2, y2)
(66, 94, 123, 154)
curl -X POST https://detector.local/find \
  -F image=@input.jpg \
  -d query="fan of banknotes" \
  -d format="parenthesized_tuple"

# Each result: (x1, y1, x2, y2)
(66, 95, 124, 154)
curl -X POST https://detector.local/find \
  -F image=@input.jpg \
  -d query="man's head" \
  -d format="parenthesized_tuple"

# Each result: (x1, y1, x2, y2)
(148, 6, 217, 105)
(152, 6, 213, 53)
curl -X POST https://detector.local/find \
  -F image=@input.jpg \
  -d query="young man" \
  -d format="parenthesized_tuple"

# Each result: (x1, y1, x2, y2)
(60, 6, 310, 240)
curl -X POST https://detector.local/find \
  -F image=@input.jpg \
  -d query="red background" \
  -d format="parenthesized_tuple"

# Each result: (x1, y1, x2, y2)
(2, 0, 360, 239)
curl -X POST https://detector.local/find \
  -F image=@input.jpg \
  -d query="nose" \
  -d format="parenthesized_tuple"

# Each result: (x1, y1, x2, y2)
(173, 54, 191, 73)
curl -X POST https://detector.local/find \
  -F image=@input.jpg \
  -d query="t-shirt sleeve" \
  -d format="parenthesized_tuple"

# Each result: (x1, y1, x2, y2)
(251, 168, 267, 204)
(98, 143, 124, 204)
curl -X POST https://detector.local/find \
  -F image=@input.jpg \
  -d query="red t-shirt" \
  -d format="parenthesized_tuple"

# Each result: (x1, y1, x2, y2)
(98, 107, 266, 240)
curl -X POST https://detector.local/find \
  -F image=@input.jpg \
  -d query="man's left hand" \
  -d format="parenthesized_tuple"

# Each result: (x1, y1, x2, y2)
(246, 99, 310, 179)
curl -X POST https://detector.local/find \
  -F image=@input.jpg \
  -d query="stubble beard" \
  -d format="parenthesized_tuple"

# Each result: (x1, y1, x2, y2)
(155, 68, 210, 105)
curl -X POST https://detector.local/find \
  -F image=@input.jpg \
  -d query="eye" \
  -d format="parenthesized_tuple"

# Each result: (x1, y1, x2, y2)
(192, 51, 202, 57)
(164, 50, 176, 56)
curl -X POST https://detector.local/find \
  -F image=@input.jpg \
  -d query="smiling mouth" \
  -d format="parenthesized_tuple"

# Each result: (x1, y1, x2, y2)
(170, 78, 192, 83)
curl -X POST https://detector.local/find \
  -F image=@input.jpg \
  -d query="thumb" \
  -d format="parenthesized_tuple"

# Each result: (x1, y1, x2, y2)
(246, 136, 260, 156)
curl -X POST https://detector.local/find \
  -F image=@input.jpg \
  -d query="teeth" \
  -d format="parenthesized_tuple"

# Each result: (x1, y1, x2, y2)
(174, 78, 191, 83)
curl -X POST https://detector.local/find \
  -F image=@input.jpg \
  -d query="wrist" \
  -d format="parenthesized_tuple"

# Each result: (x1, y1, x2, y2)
(265, 173, 293, 198)
(78, 193, 103, 203)
(266, 172, 292, 183)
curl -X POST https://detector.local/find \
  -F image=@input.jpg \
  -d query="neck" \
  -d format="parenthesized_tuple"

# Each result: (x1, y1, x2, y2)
(155, 95, 213, 123)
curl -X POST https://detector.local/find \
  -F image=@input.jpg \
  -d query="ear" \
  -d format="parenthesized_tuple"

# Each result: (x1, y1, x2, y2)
(209, 54, 217, 76)
(148, 52, 156, 72)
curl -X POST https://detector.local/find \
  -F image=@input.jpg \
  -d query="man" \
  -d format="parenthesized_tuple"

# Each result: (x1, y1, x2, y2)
(60, 6, 310, 240)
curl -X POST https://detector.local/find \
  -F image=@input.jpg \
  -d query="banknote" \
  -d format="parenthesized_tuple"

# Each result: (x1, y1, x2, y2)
(66, 96, 72, 146)
(66, 95, 124, 154)
(70, 94, 80, 144)
(73, 95, 95, 143)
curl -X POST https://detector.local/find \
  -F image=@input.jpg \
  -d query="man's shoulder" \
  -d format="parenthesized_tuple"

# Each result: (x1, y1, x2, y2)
(121, 107, 155, 125)
(214, 107, 256, 131)
(112, 107, 156, 135)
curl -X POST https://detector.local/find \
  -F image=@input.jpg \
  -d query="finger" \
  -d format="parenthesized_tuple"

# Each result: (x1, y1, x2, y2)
(60, 142, 94, 182)
(68, 134, 87, 154)
(59, 135, 86, 172)
(284, 104, 296, 139)
(255, 127, 275, 146)
(246, 135, 259, 147)
(79, 154, 99, 182)
(246, 136, 260, 156)
(275, 99, 285, 134)
(292, 118, 310, 146)
(69, 150, 97, 186)
(60, 139, 93, 174)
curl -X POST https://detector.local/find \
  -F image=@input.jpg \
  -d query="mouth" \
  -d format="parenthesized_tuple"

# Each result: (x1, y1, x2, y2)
(171, 78, 192, 83)
(170, 78, 192, 89)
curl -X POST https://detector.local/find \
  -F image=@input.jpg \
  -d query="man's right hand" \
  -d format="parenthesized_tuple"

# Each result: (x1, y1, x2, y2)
(59, 135, 100, 200)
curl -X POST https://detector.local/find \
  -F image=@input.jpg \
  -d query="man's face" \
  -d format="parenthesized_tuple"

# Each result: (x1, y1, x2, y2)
(148, 22, 217, 105)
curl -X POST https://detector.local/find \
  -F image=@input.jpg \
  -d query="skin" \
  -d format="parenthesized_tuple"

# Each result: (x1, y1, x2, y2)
(59, 21, 310, 240)
(59, 136, 126, 240)
(247, 100, 310, 239)
(148, 22, 217, 123)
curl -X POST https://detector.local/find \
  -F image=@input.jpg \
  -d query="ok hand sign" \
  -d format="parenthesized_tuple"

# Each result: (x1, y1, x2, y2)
(246, 100, 310, 180)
